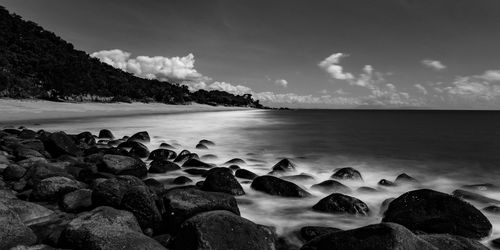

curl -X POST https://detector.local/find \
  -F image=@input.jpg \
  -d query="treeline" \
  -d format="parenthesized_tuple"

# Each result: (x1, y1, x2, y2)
(0, 5, 264, 108)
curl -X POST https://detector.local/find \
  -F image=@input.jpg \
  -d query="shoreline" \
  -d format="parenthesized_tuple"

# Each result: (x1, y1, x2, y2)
(0, 98, 254, 125)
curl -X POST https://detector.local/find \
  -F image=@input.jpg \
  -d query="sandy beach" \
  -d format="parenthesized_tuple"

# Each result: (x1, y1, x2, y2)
(0, 99, 252, 124)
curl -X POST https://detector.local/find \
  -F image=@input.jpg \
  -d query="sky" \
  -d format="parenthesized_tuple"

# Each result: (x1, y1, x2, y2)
(2, 0, 500, 109)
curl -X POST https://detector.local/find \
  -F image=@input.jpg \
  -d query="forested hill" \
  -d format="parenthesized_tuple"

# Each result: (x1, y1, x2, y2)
(0, 5, 264, 108)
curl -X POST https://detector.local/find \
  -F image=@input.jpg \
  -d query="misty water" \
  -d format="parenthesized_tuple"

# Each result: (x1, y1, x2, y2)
(27, 109, 500, 244)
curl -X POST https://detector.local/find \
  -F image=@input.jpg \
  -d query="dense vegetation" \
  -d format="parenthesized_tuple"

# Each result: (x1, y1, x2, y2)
(0, 5, 264, 108)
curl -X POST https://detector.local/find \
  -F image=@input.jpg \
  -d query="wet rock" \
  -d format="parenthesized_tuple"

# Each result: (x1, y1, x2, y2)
(3, 164, 27, 180)
(301, 223, 436, 250)
(75, 132, 96, 146)
(143, 178, 165, 195)
(200, 154, 218, 161)
(461, 183, 499, 192)
(174, 153, 199, 164)
(382, 189, 492, 239)
(224, 158, 246, 165)
(453, 189, 500, 205)
(228, 164, 240, 171)
(172, 176, 193, 185)
(28, 213, 75, 247)
(331, 167, 363, 181)
(43, 131, 82, 157)
(378, 179, 396, 187)
(32, 176, 85, 201)
(161, 186, 240, 231)
(18, 129, 37, 140)
(128, 131, 151, 142)
(9, 244, 64, 250)
(357, 186, 379, 193)
(121, 185, 162, 231)
(419, 234, 489, 250)
(154, 234, 172, 248)
(183, 168, 207, 176)
(99, 154, 147, 178)
(60, 189, 92, 212)
(270, 158, 296, 174)
(0, 203, 37, 250)
(492, 238, 500, 248)
(483, 205, 500, 214)
(91, 175, 145, 208)
(159, 143, 175, 149)
(300, 226, 342, 242)
(251, 175, 310, 198)
(148, 149, 177, 161)
(311, 180, 351, 193)
(98, 129, 114, 139)
(149, 159, 181, 173)
(198, 139, 215, 146)
(380, 197, 395, 215)
(202, 167, 245, 195)
(312, 193, 370, 215)
(21, 139, 45, 152)
(0, 198, 54, 225)
(60, 206, 165, 250)
(195, 143, 208, 149)
(169, 210, 275, 250)
(129, 142, 150, 158)
(182, 158, 213, 168)
(14, 147, 45, 160)
(0, 189, 17, 199)
(282, 173, 315, 182)
(235, 168, 258, 180)
(394, 173, 419, 184)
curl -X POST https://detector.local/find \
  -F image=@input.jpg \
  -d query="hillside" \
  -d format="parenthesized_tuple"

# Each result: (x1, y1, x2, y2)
(0, 5, 263, 108)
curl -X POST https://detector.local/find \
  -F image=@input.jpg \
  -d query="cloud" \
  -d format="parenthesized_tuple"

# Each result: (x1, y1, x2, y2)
(421, 59, 446, 71)
(318, 53, 354, 80)
(414, 84, 428, 95)
(478, 70, 500, 82)
(91, 49, 207, 82)
(274, 79, 288, 87)
(184, 81, 252, 95)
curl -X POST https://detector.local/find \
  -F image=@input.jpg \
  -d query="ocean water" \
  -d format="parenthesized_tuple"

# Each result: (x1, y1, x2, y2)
(23, 109, 500, 244)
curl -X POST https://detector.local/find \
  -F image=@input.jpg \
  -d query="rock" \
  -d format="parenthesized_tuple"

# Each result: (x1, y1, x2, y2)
(483, 205, 500, 214)
(228, 164, 240, 171)
(14, 147, 45, 160)
(357, 186, 379, 193)
(169, 210, 275, 250)
(100, 154, 147, 178)
(378, 179, 396, 187)
(251, 175, 310, 198)
(91, 175, 144, 208)
(200, 154, 218, 161)
(331, 167, 363, 181)
(0, 189, 17, 199)
(127, 131, 151, 142)
(129, 142, 150, 158)
(461, 183, 499, 192)
(382, 189, 492, 239)
(149, 159, 181, 173)
(18, 129, 37, 140)
(183, 168, 207, 176)
(0, 198, 54, 225)
(453, 189, 500, 205)
(201, 167, 245, 195)
(149, 149, 177, 161)
(60, 189, 92, 212)
(159, 143, 174, 149)
(224, 158, 246, 165)
(311, 180, 351, 193)
(3, 164, 27, 180)
(98, 129, 114, 139)
(312, 193, 370, 215)
(154, 234, 172, 248)
(60, 206, 165, 250)
(0, 203, 37, 250)
(380, 198, 395, 215)
(270, 158, 296, 174)
(172, 176, 193, 185)
(121, 185, 162, 231)
(29, 213, 75, 246)
(195, 143, 208, 149)
(143, 178, 165, 194)
(75, 132, 96, 146)
(174, 153, 199, 164)
(235, 168, 258, 180)
(300, 226, 342, 242)
(419, 234, 489, 250)
(32, 176, 85, 201)
(43, 131, 82, 157)
(21, 139, 45, 152)
(9, 244, 64, 250)
(492, 238, 500, 248)
(301, 223, 436, 250)
(282, 173, 315, 182)
(161, 186, 240, 231)
(198, 139, 215, 146)
(182, 158, 213, 168)
(394, 173, 419, 184)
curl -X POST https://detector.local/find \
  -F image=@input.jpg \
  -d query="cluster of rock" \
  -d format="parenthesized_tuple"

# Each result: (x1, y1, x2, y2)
(0, 127, 497, 250)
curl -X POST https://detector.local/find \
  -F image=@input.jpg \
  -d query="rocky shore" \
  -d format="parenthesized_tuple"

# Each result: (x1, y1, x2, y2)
(0, 127, 498, 249)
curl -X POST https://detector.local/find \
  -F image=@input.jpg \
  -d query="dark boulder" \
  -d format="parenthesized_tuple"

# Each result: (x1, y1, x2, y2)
(182, 158, 213, 168)
(172, 176, 193, 185)
(128, 131, 151, 142)
(224, 158, 246, 165)
(492, 238, 500, 248)
(154, 234, 172, 248)
(357, 186, 380, 193)
(0, 203, 37, 250)
(311, 180, 351, 193)
(149, 159, 181, 173)
(312, 193, 370, 215)
(380, 197, 395, 215)
(195, 143, 208, 149)
(161, 186, 240, 231)
(301, 223, 436, 250)
(91, 175, 145, 208)
(378, 179, 396, 187)
(99, 154, 147, 178)
(419, 234, 489, 250)
(143, 178, 165, 195)
(169, 210, 275, 250)
(18, 129, 37, 139)
(75, 132, 96, 146)
(300, 226, 342, 242)
(121, 185, 162, 231)
(201, 167, 245, 195)
(453, 189, 500, 205)
(235, 168, 258, 180)
(43, 131, 82, 157)
(32, 176, 85, 201)
(183, 168, 207, 176)
(382, 189, 492, 239)
(282, 173, 315, 182)
(159, 143, 175, 149)
(394, 173, 419, 184)
(14, 147, 44, 160)
(0, 198, 54, 225)
(483, 205, 500, 214)
(251, 175, 310, 198)
(129, 142, 150, 158)
(28, 213, 75, 247)
(174, 153, 199, 164)
(148, 149, 177, 161)
(98, 129, 114, 139)
(331, 167, 363, 181)
(270, 158, 296, 174)
(3, 164, 27, 180)
(198, 139, 215, 146)
(60, 189, 92, 212)
(228, 164, 240, 171)
(461, 183, 499, 192)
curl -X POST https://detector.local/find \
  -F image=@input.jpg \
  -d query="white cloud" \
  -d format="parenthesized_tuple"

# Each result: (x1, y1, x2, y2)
(206, 81, 252, 95)
(274, 79, 288, 87)
(318, 53, 354, 80)
(91, 49, 207, 82)
(414, 84, 428, 95)
(421, 59, 446, 71)
(478, 70, 500, 82)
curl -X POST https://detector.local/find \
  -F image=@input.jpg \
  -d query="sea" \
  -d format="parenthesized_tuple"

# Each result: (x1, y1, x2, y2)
(18, 109, 500, 244)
